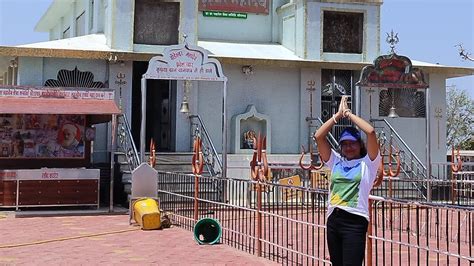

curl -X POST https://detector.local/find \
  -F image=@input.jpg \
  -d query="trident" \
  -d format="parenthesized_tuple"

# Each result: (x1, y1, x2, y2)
(149, 139, 156, 168)
(299, 145, 324, 171)
(249, 133, 269, 258)
(250, 133, 269, 181)
(192, 137, 204, 221)
(380, 138, 400, 202)
(192, 137, 204, 175)
(380, 139, 401, 177)
(450, 146, 462, 173)
(450, 146, 463, 204)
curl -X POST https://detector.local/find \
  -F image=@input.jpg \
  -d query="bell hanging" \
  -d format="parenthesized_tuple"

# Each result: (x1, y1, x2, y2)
(388, 106, 399, 118)
(179, 101, 190, 114)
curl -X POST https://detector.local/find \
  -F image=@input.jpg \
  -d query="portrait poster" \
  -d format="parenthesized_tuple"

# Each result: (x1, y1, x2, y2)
(0, 114, 85, 159)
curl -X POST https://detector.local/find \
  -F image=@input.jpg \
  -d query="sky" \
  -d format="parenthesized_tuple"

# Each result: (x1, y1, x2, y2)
(0, 0, 473, 95)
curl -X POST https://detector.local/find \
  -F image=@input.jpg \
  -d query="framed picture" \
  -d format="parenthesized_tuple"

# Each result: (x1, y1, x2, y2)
(0, 114, 86, 159)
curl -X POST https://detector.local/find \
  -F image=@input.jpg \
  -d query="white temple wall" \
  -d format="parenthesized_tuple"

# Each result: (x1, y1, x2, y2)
(198, 13, 272, 43)
(196, 64, 301, 154)
(17, 57, 44, 86)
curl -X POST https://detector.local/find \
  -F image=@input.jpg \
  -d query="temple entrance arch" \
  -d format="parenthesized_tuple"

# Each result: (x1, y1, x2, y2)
(140, 40, 228, 176)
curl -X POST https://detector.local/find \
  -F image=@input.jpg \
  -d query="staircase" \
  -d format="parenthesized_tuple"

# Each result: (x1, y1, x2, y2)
(115, 114, 223, 206)
(115, 151, 193, 203)
(371, 119, 428, 200)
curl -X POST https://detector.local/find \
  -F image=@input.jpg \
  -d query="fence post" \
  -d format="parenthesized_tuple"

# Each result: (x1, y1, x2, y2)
(367, 199, 373, 266)
(194, 175, 199, 221)
(192, 137, 204, 222)
(256, 181, 263, 257)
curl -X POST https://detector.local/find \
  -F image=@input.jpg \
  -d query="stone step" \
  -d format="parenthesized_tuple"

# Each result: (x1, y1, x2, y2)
(115, 152, 193, 163)
(116, 152, 194, 173)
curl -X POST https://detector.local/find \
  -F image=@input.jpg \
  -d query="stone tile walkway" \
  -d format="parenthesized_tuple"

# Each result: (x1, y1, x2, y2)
(0, 212, 277, 265)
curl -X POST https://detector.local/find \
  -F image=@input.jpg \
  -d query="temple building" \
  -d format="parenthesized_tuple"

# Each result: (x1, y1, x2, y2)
(0, 0, 472, 207)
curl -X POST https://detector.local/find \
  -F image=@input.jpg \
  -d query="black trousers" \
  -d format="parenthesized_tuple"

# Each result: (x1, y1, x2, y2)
(327, 208, 369, 266)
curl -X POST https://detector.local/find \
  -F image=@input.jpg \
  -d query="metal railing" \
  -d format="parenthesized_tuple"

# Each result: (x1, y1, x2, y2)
(189, 114, 222, 177)
(369, 196, 473, 265)
(430, 162, 474, 206)
(371, 119, 428, 200)
(117, 114, 140, 172)
(372, 118, 427, 180)
(306, 117, 339, 151)
(157, 172, 473, 265)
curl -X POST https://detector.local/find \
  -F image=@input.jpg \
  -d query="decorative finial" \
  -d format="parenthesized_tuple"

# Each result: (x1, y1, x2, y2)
(9, 59, 18, 68)
(184, 80, 192, 90)
(456, 44, 474, 61)
(386, 30, 399, 54)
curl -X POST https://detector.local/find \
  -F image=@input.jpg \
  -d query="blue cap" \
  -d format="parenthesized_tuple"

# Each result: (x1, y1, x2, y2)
(339, 127, 361, 143)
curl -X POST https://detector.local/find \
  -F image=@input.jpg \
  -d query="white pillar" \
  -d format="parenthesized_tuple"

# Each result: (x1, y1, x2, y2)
(93, 0, 101, 33)
(85, 0, 92, 34)
(70, 2, 77, 37)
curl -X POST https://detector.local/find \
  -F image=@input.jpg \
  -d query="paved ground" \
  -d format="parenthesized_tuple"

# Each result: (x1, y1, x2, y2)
(0, 212, 277, 265)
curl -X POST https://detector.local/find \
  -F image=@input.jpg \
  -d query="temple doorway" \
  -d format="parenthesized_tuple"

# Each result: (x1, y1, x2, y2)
(131, 61, 176, 152)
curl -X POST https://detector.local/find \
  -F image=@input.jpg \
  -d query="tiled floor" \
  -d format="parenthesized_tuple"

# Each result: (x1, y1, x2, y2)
(0, 212, 276, 265)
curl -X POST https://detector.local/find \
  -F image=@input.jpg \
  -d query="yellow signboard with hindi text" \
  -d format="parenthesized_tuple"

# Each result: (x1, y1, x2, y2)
(279, 175, 303, 201)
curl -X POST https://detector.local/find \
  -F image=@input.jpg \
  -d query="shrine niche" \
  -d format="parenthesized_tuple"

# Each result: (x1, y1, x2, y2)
(231, 105, 271, 154)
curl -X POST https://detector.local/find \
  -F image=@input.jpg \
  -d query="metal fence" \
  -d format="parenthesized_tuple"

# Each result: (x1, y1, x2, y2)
(157, 172, 473, 265)
(369, 196, 473, 265)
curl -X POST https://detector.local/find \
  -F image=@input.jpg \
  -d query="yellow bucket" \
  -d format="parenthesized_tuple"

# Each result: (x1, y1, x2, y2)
(133, 198, 161, 230)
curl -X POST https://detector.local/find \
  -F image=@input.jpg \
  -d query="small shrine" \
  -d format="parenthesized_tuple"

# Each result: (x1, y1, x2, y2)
(231, 105, 271, 154)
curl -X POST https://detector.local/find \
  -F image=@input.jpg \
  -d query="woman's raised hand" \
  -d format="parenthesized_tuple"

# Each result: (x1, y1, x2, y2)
(338, 95, 350, 115)
(337, 96, 345, 116)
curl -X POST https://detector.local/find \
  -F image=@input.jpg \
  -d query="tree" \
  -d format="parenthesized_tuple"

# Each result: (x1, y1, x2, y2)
(446, 86, 474, 149)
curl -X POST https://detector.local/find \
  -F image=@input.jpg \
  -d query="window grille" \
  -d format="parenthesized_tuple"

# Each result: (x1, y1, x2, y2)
(379, 88, 426, 118)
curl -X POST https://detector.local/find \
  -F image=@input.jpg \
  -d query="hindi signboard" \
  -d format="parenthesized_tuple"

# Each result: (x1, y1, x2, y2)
(144, 43, 227, 82)
(0, 87, 115, 100)
(199, 0, 270, 15)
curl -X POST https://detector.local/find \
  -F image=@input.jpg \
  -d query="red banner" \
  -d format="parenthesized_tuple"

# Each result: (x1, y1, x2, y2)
(198, 0, 270, 15)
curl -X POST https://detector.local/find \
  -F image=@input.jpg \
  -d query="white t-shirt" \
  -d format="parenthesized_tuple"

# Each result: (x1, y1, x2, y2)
(324, 149, 381, 221)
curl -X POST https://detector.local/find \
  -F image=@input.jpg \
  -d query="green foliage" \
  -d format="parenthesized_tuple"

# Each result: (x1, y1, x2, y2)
(460, 138, 474, 150)
(446, 87, 474, 149)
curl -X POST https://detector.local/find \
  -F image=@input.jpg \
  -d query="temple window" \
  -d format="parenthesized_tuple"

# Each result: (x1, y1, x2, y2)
(323, 11, 363, 54)
(134, 0, 180, 45)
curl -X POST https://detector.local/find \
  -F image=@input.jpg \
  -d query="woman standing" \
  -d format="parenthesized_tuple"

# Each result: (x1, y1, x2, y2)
(314, 96, 381, 266)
